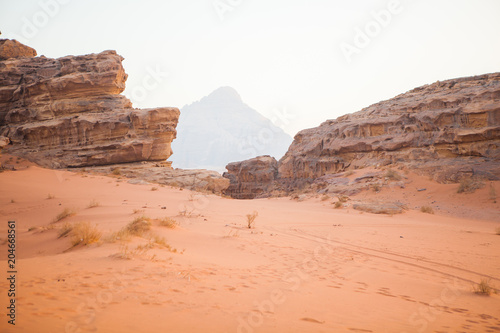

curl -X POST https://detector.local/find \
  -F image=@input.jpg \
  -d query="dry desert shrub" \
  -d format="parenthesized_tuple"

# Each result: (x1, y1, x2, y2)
(474, 279, 494, 296)
(334, 201, 343, 209)
(87, 199, 100, 208)
(457, 177, 484, 194)
(70, 221, 102, 246)
(53, 208, 76, 223)
(321, 194, 330, 201)
(132, 208, 145, 215)
(246, 211, 258, 229)
(385, 169, 402, 181)
(47, 193, 55, 199)
(151, 186, 158, 191)
(58, 222, 73, 238)
(159, 217, 178, 229)
(420, 206, 435, 214)
(126, 216, 152, 236)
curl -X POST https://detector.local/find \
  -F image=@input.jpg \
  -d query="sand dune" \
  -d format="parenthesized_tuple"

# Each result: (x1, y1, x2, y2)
(1, 158, 499, 332)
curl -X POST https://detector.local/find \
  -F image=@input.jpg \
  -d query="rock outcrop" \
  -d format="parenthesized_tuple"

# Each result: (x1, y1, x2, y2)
(224, 73, 500, 198)
(0, 40, 179, 168)
(0, 39, 37, 60)
(223, 155, 278, 199)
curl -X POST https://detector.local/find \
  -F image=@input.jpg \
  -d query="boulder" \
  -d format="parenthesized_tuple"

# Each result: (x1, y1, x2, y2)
(0, 39, 36, 60)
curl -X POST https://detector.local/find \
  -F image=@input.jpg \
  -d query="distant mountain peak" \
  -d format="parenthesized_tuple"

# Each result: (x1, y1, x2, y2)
(204, 86, 242, 103)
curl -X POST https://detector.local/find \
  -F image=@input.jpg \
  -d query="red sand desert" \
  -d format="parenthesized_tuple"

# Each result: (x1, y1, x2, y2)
(1, 157, 499, 333)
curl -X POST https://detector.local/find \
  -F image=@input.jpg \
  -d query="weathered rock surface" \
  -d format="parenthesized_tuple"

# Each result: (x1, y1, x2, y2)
(223, 155, 278, 199)
(0, 40, 179, 168)
(224, 73, 500, 198)
(280, 73, 500, 183)
(0, 39, 37, 60)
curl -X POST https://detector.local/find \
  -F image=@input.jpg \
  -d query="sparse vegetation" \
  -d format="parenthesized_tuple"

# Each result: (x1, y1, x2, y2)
(151, 186, 158, 191)
(159, 217, 178, 229)
(457, 177, 484, 194)
(385, 169, 402, 181)
(47, 193, 55, 199)
(334, 201, 343, 209)
(111, 168, 121, 176)
(473, 279, 494, 296)
(58, 222, 73, 238)
(420, 206, 435, 214)
(132, 208, 145, 215)
(53, 208, 76, 223)
(371, 184, 381, 192)
(321, 194, 330, 201)
(87, 199, 100, 208)
(70, 221, 102, 247)
(126, 216, 152, 236)
(246, 211, 258, 229)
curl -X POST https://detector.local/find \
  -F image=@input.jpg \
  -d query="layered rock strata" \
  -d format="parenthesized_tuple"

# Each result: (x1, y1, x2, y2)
(0, 40, 179, 168)
(224, 73, 500, 198)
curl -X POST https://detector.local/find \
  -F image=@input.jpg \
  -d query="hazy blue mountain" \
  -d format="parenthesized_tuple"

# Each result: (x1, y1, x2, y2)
(171, 87, 293, 172)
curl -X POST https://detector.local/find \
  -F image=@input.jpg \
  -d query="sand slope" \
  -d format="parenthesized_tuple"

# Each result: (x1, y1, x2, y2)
(1, 161, 499, 333)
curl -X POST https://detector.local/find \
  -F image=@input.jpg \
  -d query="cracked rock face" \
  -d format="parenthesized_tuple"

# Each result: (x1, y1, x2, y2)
(0, 40, 179, 168)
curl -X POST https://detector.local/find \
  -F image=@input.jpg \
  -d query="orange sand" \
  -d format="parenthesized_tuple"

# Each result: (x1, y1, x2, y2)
(1, 160, 499, 333)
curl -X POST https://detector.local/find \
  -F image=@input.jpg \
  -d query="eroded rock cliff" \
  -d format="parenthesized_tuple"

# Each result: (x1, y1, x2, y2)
(0, 40, 179, 168)
(224, 73, 500, 198)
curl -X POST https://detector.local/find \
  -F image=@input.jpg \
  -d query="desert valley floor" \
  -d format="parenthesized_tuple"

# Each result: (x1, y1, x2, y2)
(0, 158, 499, 333)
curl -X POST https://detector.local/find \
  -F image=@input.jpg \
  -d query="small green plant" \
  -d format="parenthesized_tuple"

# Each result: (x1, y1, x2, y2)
(151, 186, 158, 191)
(126, 216, 152, 236)
(159, 217, 178, 229)
(473, 279, 493, 296)
(457, 177, 484, 194)
(47, 193, 55, 199)
(53, 208, 76, 223)
(420, 206, 434, 214)
(246, 211, 258, 229)
(71, 221, 101, 247)
(87, 199, 100, 208)
(385, 169, 402, 181)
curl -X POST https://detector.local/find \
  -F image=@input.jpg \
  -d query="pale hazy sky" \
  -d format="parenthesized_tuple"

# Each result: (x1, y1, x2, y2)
(1, 0, 499, 136)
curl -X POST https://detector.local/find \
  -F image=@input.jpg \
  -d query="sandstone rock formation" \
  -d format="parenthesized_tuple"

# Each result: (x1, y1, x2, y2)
(223, 155, 278, 199)
(224, 73, 500, 198)
(0, 40, 179, 168)
(0, 39, 37, 60)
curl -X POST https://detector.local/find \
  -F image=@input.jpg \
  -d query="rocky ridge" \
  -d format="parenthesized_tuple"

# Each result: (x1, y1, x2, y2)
(224, 73, 500, 199)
